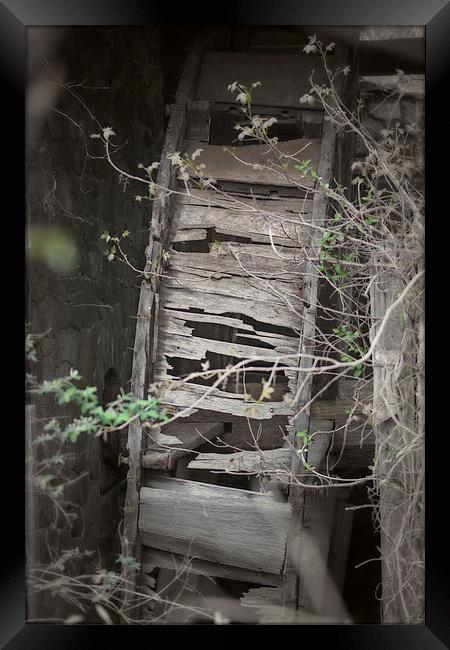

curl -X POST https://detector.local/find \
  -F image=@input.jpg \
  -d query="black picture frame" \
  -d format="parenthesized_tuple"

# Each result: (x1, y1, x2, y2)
(3, 0, 449, 646)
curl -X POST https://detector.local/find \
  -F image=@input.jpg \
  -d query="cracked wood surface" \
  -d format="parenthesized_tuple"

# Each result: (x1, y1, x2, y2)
(139, 475, 291, 574)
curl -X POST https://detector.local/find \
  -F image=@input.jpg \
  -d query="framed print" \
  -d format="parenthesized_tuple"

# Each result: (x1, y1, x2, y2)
(1, 0, 448, 646)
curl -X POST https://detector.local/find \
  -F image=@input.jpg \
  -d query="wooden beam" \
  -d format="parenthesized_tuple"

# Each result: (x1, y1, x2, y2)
(161, 283, 302, 329)
(139, 476, 291, 574)
(142, 548, 282, 586)
(283, 42, 358, 613)
(156, 381, 293, 419)
(173, 202, 311, 247)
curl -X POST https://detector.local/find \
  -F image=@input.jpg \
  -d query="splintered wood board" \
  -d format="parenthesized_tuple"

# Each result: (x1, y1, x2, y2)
(184, 139, 320, 190)
(139, 475, 291, 574)
(159, 282, 302, 330)
(195, 51, 327, 108)
(156, 381, 293, 419)
(172, 202, 312, 247)
(141, 547, 282, 586)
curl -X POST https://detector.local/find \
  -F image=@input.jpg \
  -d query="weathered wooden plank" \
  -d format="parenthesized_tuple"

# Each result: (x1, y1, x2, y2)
(185, 139, 320, 190)
(157, 381, 293, 419)
(189, 420, 333, 475)
(178, 189, 314, 216)
(139, 477, 291, 573)
(156, 332, 299, 367)
(195, 51, 327, 108)
(163, 267, 303, 306)
(167, 248, 305, 281)
(160, 272, 303, 342)
(142, 548, 282, 586)
(172, 228, 207, 242)
(188, 447, 292, 473)
(173, 203, 311, 247)
(160, 284, 302, 329)
(160, 308, 255, 333)
(240, 586, 284, 623)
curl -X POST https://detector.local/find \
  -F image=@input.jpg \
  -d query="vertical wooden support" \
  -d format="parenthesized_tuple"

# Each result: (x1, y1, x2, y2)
(283, 41, 360, 617)
(121, 38, 212, 609)
(370, 242, 421, 623)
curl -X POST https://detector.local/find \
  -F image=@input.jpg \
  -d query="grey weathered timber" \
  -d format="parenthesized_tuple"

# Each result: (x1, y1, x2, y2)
(188, 418, 333, 475)
(172, 228, 207, 242)
(167, 247, 305, 280)
(174, 203, 311, 247)
(370, 242, 421, 623)
(283, 44, 358, 612)
(156, 381, 293, 419)
(122, 39, 210, 599)
(163, 268, 303, 306)
(185, 139, 320, 190)
(142, 548, 282, 586)
(139, 476, 291, 574)
(179, 188, 314, 216)
(156, 332, 299, 366)
(288, 116, 339, 484)
(159, 308, 255, 333)
(195, 51, 327, 108)
(188, 447, 292, 473)
(160, 285, 302, 329)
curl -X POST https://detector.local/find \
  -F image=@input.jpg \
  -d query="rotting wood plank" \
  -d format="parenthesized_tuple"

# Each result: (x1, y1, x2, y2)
(142, 548, 282, 587)
(156, 381, 293, 419)
(188, 447, 292, 473)
(160, 285, 302, 329)
(185, 139, 320, 190)
(173, 203, 311, 247)
(172, 228, 207, 242)
(179, 188, 314, 214)
(163, 268, 303, 306)
(186, 419, 331, 474)
(167, 249, 305, 281)
(160, 308, 255, 333)
(156, 332, 299, 366)
(139, 476, 291, 574)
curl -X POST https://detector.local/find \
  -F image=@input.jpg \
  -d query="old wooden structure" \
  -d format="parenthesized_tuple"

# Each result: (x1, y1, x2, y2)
(122, 29, 372, 623)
